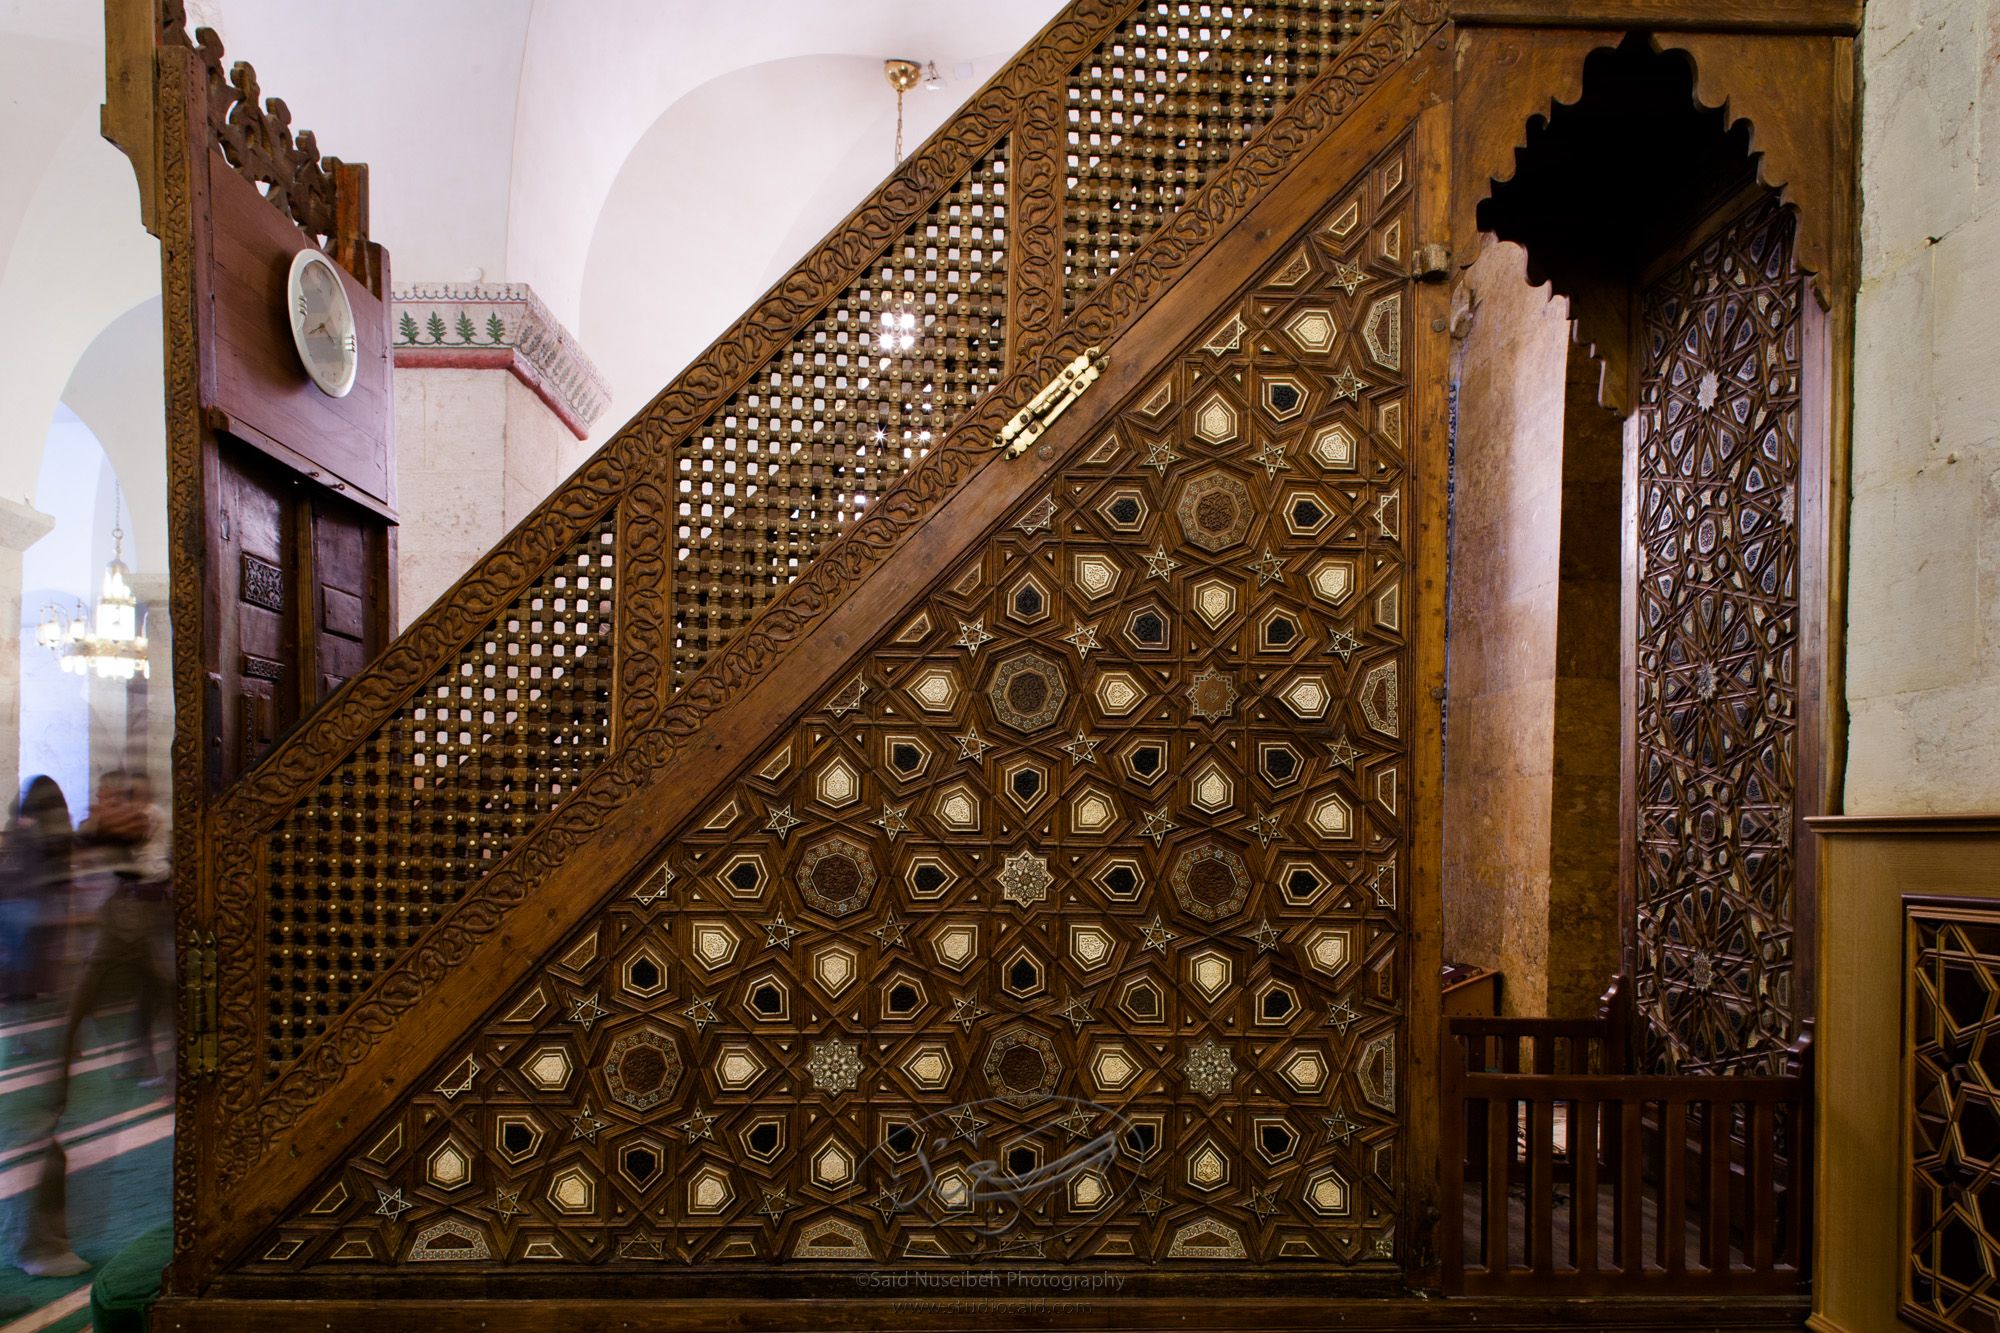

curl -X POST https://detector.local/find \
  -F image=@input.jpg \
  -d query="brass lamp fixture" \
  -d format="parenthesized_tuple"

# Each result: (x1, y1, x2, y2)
(883, 58, 938, 165)
(876, 57, 940, 367)
(36, 487, 149, 681)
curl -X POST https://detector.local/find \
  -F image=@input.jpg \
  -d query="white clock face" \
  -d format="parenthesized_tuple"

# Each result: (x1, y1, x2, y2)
(286, 249, 358, 398)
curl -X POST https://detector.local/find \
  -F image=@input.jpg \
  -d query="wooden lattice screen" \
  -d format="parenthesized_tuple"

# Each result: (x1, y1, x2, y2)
(672, 0, 1393, 690)
(1905, 898, 2000, 1332)
(265, 519, 617, 1066)
(671, 147, 1011, 686)
(1061, 0, 1387, 312)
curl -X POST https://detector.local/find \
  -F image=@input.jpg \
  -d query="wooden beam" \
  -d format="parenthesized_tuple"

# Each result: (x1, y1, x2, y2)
(152, 1294, 1817, 1332)
(1448, 0, 1861, 35)
(100, 0, 162, 235)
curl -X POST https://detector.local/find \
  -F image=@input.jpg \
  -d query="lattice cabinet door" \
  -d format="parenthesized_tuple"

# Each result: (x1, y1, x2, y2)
(245, 120, 1438, 1290)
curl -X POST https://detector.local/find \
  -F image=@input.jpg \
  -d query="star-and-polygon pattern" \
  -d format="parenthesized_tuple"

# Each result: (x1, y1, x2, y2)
(1907, 905, 2000, 1332)
(250, 134, 1419, 1278)
(1631, 198, 1803, 1075)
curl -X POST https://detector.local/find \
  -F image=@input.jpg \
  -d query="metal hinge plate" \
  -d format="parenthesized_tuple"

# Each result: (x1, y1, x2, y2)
(185, 930, 219, 1076)
(998, 347, 1107, 458)
(1412, 242, 1452, 282)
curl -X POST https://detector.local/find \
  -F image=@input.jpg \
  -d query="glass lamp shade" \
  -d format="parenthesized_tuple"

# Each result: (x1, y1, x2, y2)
(95, 560, 138, 643)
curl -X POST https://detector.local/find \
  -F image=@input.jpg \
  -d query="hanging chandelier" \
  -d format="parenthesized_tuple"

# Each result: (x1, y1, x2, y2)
(874, 58, 939, 365)
(36, 490, 148, 681)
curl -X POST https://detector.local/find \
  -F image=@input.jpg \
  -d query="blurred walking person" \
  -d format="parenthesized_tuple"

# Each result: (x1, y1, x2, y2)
(2, 776, 86, 1277)
(0, 776, 71, 1006)
(54, 770, 172, 1103)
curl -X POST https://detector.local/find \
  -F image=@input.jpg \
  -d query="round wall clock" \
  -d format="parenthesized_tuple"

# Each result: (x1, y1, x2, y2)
(286, 248, 358, 398)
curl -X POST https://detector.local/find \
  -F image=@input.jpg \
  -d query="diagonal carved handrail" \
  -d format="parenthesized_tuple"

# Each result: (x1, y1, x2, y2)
(209, 0, 1142, 1093)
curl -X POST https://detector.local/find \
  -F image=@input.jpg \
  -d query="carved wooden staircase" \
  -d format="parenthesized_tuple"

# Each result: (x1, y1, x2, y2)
(143, 0, 1867, 1326)
(160, 7, 1461, 1306)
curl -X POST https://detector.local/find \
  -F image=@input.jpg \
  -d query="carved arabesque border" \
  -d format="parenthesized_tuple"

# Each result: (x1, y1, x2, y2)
(203, 0, 1449, 1202)
(159, 26, 210, 1279)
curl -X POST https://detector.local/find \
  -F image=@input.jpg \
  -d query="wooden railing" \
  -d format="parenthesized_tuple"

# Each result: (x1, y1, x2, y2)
(1450, 975, 1631, 1077)
(1440, 984, 1811, 1297)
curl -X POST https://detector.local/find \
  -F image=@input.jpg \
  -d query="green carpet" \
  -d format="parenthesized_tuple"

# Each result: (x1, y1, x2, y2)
(0, 1000, 173, 1330)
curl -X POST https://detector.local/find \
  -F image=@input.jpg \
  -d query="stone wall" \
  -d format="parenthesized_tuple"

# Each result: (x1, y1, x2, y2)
(1846, 0, 2000, 813)
(389, 283, 605, 628)
(1443, 242, 1571, 1015)
(393, 372, 595, 626)
(1443, 241, 1626, 1017)
(1546, 349, 1625, 1019)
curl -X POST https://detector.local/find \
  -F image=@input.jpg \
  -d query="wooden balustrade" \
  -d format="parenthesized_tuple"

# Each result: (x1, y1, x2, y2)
(1439, 997, 1812, 1297)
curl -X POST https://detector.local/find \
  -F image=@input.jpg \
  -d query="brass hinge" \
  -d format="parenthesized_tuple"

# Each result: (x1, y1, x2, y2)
(184, 931, 219, 1077)
(997, 347, 1107, 459)
(1412, 242, 1452, 282)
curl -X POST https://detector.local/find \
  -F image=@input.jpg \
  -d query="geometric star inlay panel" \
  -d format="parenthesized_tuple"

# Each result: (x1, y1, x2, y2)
(251, 133, 1419, 1278)
(1632, 198, 1802, 1075)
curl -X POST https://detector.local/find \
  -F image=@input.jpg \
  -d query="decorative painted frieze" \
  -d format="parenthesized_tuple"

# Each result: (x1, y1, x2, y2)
(391, 282, 611, 438)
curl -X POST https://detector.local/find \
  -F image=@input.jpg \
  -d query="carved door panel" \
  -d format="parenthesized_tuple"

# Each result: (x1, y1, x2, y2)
(1630, 196, 1805, 1074)
(216, 440, 298, 775)
(307, 495, 388, 701)
(246, 127, 1436, 1284)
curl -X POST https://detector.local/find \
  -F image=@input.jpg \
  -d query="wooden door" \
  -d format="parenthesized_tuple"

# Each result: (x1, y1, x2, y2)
(213, 440, 298, 775)
(238, 112, 1447, 1290)
(307, 492, 391, 701)
(209, 441, 395, 775)
(1628, 194, 1811, 1075)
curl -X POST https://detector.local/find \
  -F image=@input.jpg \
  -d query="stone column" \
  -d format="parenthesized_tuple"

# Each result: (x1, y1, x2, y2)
(390, 283, 610, 628)
(0, 498, 55, 809)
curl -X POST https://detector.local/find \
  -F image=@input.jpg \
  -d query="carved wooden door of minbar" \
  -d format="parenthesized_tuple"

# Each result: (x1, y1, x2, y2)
(248, 127, 1435, 1288)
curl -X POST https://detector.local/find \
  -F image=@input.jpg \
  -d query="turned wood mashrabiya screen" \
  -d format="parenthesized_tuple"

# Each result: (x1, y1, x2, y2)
(248, 139, 1422, 1276)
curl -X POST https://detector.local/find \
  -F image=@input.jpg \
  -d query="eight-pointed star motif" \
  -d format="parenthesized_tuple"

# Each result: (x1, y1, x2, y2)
(806, 1037, 863, 1093)
(1186, 667, 1239, 723)
(999, 850, 1054, 907)
(1182, 1036, 1238, 1098)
